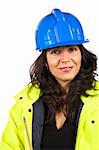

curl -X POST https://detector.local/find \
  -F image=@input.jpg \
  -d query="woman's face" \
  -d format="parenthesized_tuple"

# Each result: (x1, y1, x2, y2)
(46, 45, 82, 87)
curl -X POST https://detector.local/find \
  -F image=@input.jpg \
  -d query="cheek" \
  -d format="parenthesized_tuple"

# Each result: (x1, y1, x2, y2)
(76, 57, 82, 71)
(75, 52, 82, 65)
(47, 60, 57, 70)
(73, 53, 82, 72)
(47, 58, 59, 75)
(46, 56, 53, 71)
(47, 55, 58, 68)
(76, 56, 81, 64)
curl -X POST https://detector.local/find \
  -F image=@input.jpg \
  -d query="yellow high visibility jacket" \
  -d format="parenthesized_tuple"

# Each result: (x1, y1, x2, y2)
(0, 81, 99, 150)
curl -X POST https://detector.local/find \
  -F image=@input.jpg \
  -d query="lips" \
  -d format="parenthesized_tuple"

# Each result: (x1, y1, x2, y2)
(59, 66, 73, 72)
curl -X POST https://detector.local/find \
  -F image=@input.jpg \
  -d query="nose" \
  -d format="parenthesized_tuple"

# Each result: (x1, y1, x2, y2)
(60, 50, 71, 63)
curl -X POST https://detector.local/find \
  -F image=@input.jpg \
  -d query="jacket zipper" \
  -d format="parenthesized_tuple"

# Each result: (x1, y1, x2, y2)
(23, 115, 33, 150)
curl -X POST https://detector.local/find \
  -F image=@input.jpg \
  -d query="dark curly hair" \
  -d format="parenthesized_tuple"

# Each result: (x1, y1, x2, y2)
(29, 45, 97, 123)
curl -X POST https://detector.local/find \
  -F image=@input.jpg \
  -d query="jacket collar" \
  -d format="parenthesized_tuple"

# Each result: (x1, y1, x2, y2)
(14, 81, 99, 105)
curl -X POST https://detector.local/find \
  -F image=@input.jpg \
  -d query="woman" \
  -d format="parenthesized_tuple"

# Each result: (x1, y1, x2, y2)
(0, 8, 99, 150)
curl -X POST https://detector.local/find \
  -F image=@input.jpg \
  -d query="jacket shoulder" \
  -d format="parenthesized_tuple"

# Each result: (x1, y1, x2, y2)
(81, 80, 99, 104)
(89, 80, 99, 95)
(14, 83, 41, 104)
(95, 81, 99, 89)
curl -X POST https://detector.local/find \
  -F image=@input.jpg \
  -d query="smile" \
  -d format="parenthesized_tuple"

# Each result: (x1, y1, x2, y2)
(59, 66, 73, 72)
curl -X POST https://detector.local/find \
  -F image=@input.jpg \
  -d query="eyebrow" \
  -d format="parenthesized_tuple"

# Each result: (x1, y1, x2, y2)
(48, 45, 77, 51)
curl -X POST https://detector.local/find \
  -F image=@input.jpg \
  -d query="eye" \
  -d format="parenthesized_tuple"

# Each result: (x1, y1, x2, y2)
(68, 46, 78, 52)
(50, 48, 61, 54)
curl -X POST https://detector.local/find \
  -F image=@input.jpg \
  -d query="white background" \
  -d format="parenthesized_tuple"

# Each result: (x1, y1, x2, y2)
(0, 0, 99, 139)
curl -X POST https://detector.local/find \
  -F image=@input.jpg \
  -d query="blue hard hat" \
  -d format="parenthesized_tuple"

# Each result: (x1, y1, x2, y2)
(35, 9, 89, 51)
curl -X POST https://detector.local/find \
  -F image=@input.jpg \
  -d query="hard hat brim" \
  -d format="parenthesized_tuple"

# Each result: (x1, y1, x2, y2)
(36, 39, 89, 51)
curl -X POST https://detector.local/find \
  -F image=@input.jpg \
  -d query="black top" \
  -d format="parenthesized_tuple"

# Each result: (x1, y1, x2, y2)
(32, 98, 83, 150)
(41, 118, 76, 150)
